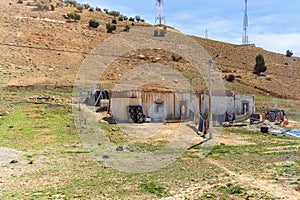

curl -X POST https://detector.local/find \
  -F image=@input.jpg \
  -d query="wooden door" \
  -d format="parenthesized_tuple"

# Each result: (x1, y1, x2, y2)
(180, 101, 187, 119)
(242, 102, 249, 114)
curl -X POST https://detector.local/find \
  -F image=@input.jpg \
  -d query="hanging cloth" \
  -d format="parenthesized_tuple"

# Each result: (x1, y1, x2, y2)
(198, 117, 204, 132)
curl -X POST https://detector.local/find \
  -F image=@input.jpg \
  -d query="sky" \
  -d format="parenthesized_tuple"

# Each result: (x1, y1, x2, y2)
(76, 0, 300, 56)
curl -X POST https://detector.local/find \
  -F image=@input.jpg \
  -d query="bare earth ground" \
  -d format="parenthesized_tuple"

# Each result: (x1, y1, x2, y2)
(0, 95, 299, 199)
(0, 1, 299, 199)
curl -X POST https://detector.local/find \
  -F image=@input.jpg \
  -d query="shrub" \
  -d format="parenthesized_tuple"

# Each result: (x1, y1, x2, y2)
(172, 54, 182, 62)
(106, 23, 116, 33)
(118, 16, 124, 21)
(154, 29, 166, 37)
(64, 0, 77, 7)
(36, 0, 50, 11)
(17, 0, 23, 4)
(124, 24, 130, 32)
(226, 74, 235, 82)
(95, 7, 101, 12)
(89, 7, 94, 12)
(112, 19, 117, 24)
(67, 12, 81, 21)
(82, 3, 90, 9)
(108, 10, 120, 17)
(129, 17, 135, 22)
(89, 19, 99, 28)
(76, 5, 84, 12)
(253, 54, 267, 75)
(123, 16, 128, 20)
(50, 4, 55, 11)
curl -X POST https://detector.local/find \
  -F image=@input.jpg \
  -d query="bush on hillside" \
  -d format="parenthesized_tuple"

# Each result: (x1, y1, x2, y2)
(172, 54, 182, 62)
(36, 0, 50, 11)
(67, 12, 81, 22)
(83, 3, 90, 9)
(118, 16, 124, 21)
(76, 5, 84, 12)
(129, 17, 135, 22)
(108, 10, 120, 17)
(124, 25, 130, 32)
(89, 19, 99, 28)
(50, 4, 55, 11)
(112, 19, 117, 24)
(226, 74, 235, 82)
(64, 0, 78, 7)
(154, 29, 166, 37)
(17, 0, 23, 4)
(106, 23, 116, 33)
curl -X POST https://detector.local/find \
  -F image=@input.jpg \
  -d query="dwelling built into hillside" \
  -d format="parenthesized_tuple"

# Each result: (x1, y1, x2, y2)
(109, 89, 255, 124)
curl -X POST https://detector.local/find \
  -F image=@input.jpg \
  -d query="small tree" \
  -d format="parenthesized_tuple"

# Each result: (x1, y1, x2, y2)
(112, 19, 117, 24)
(135, 15, 141, 22)
(103, 8, 109, 13)
(89, 19, 99, 28)
(254, 54, 267, 75)
(106, 23, 116, 33)
(286, 50, 293, 57)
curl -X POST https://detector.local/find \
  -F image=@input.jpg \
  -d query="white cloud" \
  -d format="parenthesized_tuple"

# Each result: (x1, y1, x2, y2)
(252, 33, 300, 56)
(75, 0, 300, 57)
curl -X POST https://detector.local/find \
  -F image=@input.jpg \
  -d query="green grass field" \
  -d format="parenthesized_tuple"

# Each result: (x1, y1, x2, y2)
(0, 89, 299, 199)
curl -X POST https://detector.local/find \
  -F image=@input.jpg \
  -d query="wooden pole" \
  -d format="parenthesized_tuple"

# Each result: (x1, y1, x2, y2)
(208, 60, 213, 139)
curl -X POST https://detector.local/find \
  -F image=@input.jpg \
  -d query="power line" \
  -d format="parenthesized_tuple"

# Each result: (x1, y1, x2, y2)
(0, 41, 90, 54)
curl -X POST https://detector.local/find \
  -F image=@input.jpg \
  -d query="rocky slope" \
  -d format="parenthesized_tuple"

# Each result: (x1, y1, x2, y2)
(0, 0, 299, 100)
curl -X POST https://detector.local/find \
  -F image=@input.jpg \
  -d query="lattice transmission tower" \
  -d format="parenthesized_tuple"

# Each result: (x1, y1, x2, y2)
(155, 0, 166, 25)
(242, 0, 249, 45)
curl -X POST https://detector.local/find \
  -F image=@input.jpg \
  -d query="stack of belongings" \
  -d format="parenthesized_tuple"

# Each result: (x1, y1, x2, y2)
(263, 109, 286, 124)
(128, 105, 144, 123)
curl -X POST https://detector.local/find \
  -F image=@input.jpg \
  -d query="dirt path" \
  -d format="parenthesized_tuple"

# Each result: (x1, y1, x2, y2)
(159, 156, 299, 200)
(205, 158, 299, 200)
(0, 147, 24, 166)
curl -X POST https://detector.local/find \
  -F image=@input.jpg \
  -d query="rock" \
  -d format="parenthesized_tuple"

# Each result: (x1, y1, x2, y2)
(138, 54, 146, 59)
(265, 75, 272, 81)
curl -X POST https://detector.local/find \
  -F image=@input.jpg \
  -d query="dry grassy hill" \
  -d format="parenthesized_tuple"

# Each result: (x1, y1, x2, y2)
(0, 0, 299, 101)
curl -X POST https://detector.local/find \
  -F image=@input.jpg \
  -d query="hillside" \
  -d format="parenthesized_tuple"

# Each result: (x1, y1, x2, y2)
(0, 0, 299, 101)
(0, 1, 299, 199)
